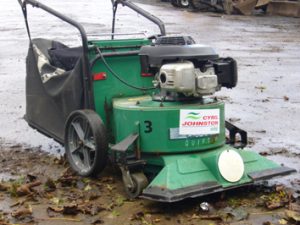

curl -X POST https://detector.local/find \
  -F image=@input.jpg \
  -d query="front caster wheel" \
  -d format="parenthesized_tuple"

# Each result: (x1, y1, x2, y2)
(65, 110, 108, 177)
(124, 172, 148, 199)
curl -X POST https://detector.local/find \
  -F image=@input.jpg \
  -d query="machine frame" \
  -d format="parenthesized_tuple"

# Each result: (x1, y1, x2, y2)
(18, 0, 295, 202)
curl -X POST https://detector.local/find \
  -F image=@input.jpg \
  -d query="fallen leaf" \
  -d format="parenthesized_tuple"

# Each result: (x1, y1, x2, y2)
(86, 189, 101, 201)
(285, 210, 300, 222)
(62, 203, 80, 215)
(106, 202, 115, 211)
(275, 185, 285, 192)
(115, 195, 125, 206)
(84, 184, 92, 191)
(26, 174, 37, 182)
(47, 206, 63, 213)
(78, 203, 105, 215)
(289, 203, 300, 212)
(131, 211, 145, 221)
(255, 85, 267, 92)
(82, 178, 91, 184)
(263, 222, 274, 225)
(0, 183, 10, 192)
(11, 205, 32, 218)
(191, 214, 200, 219)
(53, 156, 65, 165)
(153, 218, 161, 223)
(266, 201, 284, 210)
(91, 218, 104, 224)
(58, 176, 77, 187)
(106, 184, 113, 191)
(278, 218, 288, 224)
(50, 197, 62, 205)
(48, 203, 80, 215)
(101, 177, 115, 183)
(111, 210, 120, 217)
(16, 181, 42, 196)
(44, 178, 56, 192)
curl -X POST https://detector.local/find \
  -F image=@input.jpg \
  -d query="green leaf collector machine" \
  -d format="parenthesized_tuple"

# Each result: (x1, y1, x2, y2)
(18, 0, 295, 202)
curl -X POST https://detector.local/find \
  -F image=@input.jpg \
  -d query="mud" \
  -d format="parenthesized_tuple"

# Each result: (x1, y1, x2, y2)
(0, 0, 300, 224)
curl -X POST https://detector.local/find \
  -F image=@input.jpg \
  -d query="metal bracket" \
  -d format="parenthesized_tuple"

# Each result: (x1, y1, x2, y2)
(120, 166, 134, 190)
(111, 133, 139, 152)
(225, 121, 247, 148)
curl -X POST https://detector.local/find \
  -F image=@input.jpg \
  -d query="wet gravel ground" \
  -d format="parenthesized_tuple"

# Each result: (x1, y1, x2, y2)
(0, 146, 299, 225)
(0, 0, 299, 191)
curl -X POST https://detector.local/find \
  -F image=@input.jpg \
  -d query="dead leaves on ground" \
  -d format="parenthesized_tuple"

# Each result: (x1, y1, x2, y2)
(16, 181, 42, 197)
(47, 202, 105, 216)
(1, 166, 299, 225)
(0, 170, 119, 223)
(130, 211, 161, 225)
(260, 185, 292, 210)
(11, 205, 32, 219)
(285, 210, 300, 223)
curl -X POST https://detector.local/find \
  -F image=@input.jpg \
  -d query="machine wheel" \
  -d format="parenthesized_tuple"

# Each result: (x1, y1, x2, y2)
(178, 0, 190, 7)
(171, 0, 180, 7)
(189, 0, 210, 10)
(65, 110, 108, 177)
(172, 0, 190, 7)
(124, 172, 148, 199)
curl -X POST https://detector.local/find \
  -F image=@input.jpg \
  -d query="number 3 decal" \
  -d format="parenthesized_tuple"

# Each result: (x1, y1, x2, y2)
(144, 121, 152, 133)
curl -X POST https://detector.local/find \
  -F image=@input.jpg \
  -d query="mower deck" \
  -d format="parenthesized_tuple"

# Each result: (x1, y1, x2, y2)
(141, 146, 295, 202)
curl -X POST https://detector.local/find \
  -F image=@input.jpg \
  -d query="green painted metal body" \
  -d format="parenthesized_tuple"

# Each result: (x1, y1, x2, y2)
(113, 96, 225, 153)
(87, 38, 294, 202)
(88, 38, 153, 129)
(143, 145, 278, 190)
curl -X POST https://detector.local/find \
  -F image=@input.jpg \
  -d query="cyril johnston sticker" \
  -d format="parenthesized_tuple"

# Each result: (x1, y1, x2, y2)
(179, 109, 220, 135)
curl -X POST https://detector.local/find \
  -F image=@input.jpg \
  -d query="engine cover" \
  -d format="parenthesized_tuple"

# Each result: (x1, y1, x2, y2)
(139, 44, 218, 69)
(158, 61, 218, 96)
(140, 36, 238, 94)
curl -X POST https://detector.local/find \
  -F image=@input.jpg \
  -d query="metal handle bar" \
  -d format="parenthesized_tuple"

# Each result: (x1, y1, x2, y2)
(87, 32, 147, 38)
(114, 0, 166, 36)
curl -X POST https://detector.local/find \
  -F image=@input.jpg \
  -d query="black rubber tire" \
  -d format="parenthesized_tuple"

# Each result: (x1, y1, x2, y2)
(171, 0, 180, 7)
(178, 0, 190, 7)
(65, 110, 108, 177)
(124, 172, 148, 199)
(188, 0, 210, 10)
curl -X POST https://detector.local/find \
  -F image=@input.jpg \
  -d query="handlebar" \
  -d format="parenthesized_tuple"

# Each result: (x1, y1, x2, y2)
(17, 0, 167, 109)
(113, 0, 166, 36)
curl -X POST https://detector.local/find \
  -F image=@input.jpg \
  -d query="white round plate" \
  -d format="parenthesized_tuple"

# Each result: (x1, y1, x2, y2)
(218, 149, 244, 182)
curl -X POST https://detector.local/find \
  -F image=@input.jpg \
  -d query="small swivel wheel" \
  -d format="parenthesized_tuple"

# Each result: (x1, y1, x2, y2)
(124, 172, 148, 199)
(65, 110, 108, 177)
